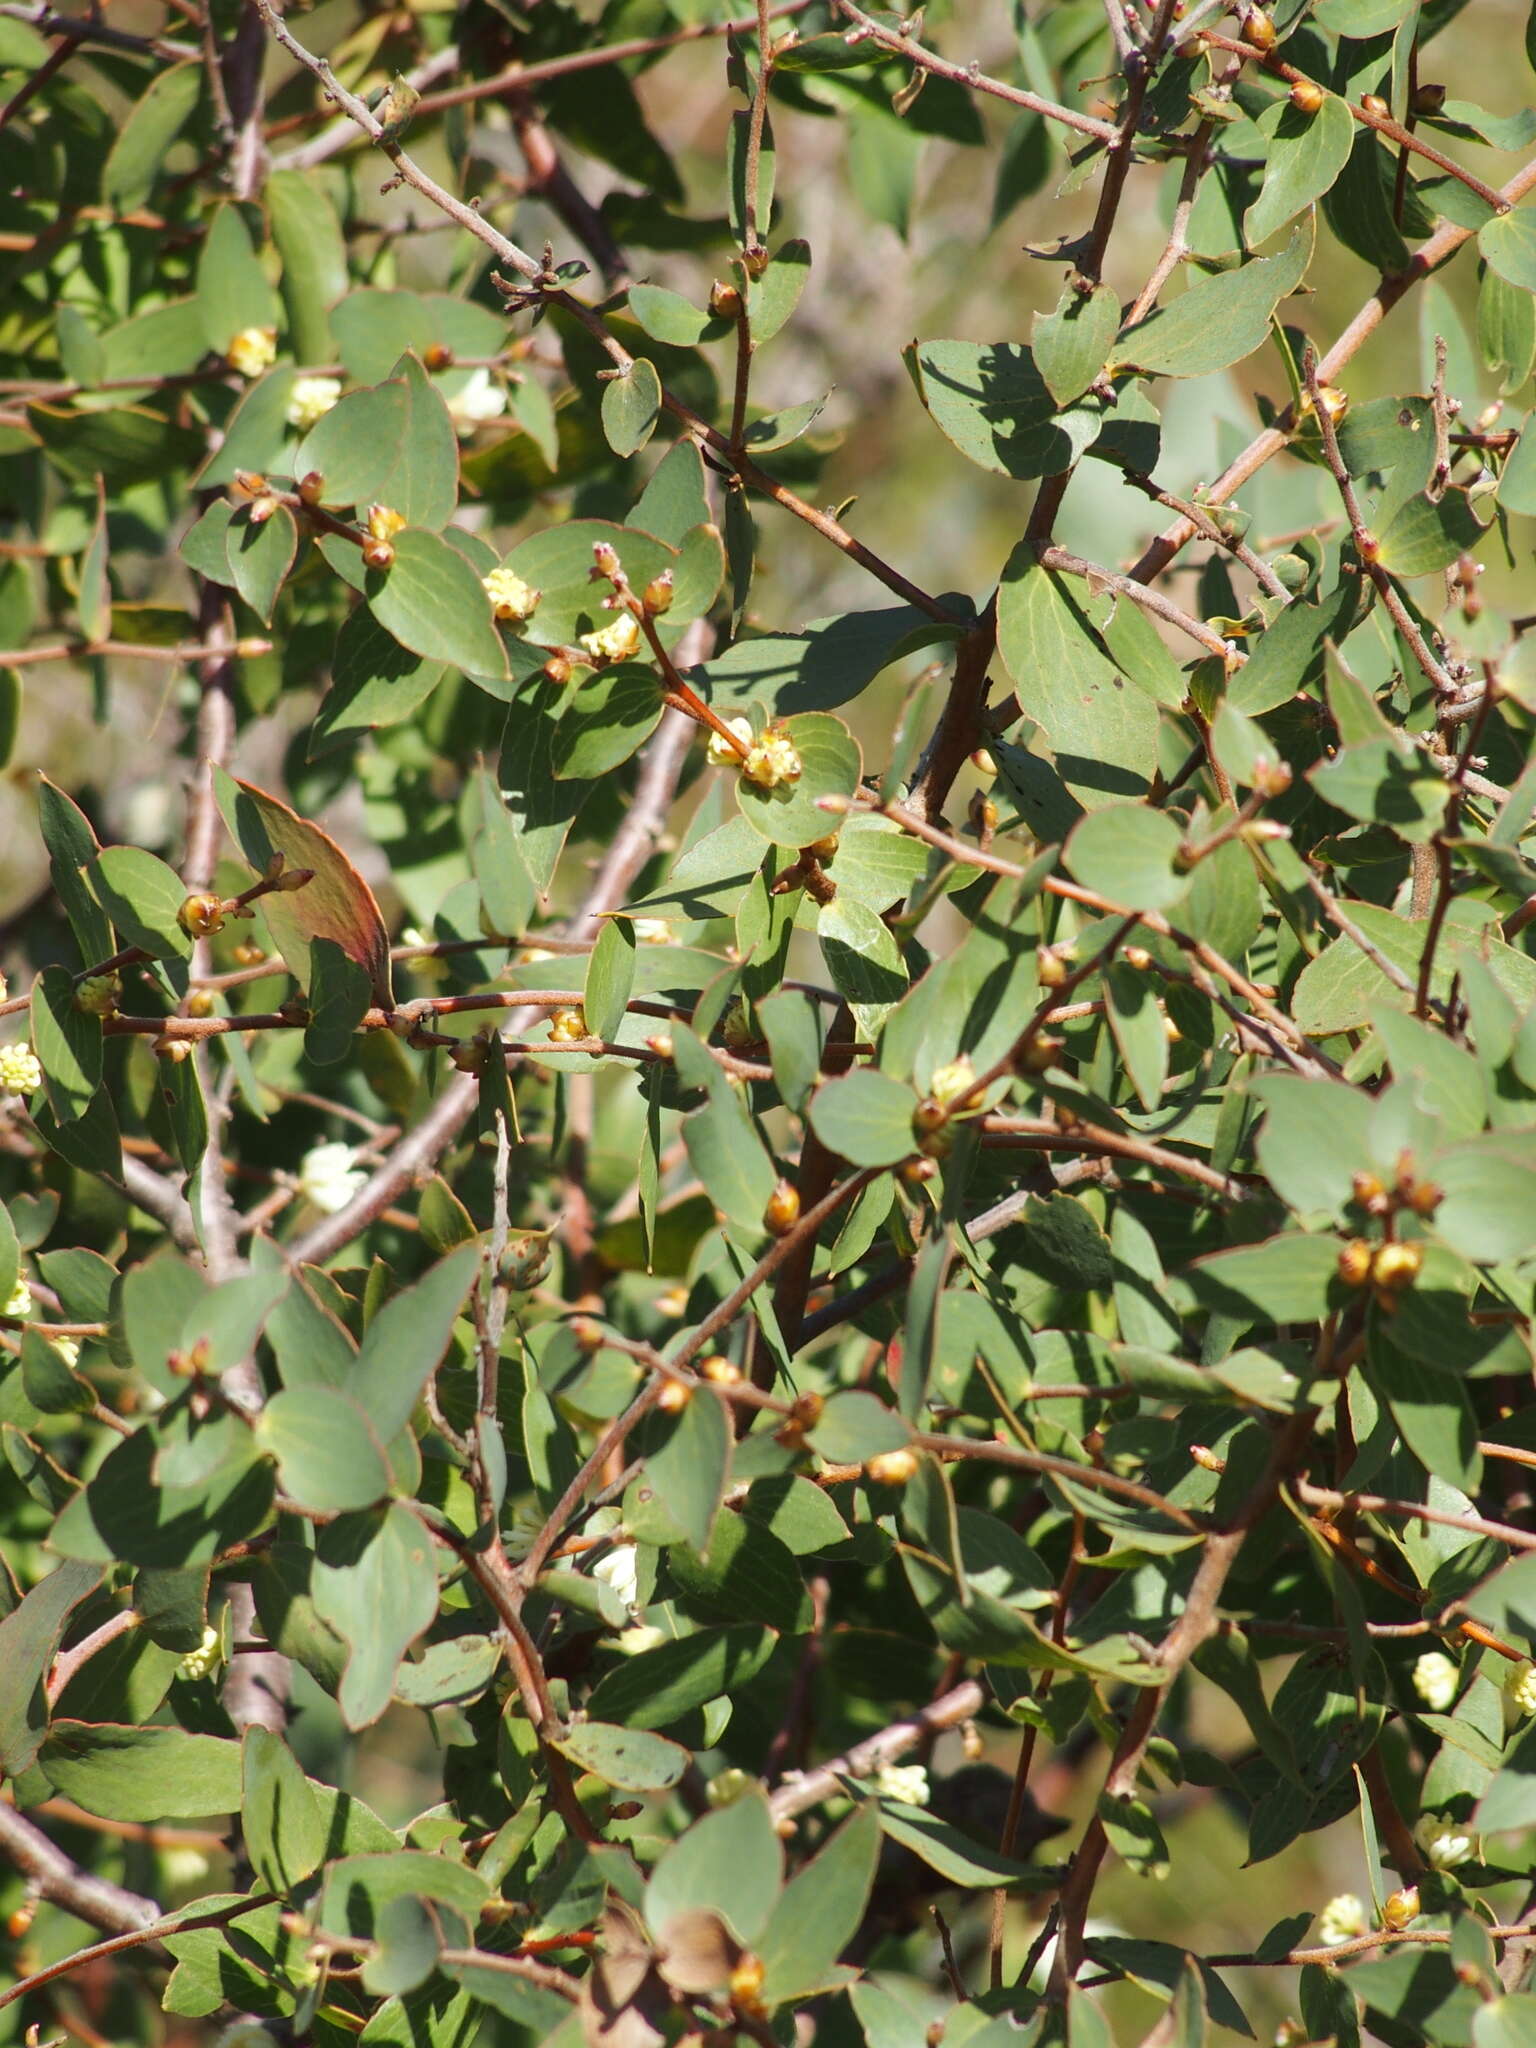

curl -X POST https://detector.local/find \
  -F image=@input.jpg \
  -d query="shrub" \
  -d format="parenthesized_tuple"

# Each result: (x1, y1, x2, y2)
(3, 2, 1536, 2043)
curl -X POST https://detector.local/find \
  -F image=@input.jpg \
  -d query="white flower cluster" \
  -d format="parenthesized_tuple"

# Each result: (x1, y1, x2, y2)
(1316, 1893, 1367, 1948)
(286, 374, 341, 430)
(579, 613, 641, 665)
(297, 1141, 366, 1215)
(4, 1276, 33, 1319)
(1508, 1662, 1536, 1716)
(483, 566, 541, 623)
(873, 1761, 930, 1808)
(0, 1043, 42, 1096)
(227, 326, 277, 378)
(446, 366, 505, 437)
(1414, 1814, 1476, 1870)
(1412, 1650, 1460, 1712)
(592, 1541, 640, 1612)
(177, 1624, 224, 1683)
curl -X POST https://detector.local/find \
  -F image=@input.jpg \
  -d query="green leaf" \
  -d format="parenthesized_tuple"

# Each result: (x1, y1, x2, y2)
(312, 1505, 440, 1729)
(345, 1245, 480, 1444)
(601, 357, 663, 457)
(878, 1801, 1055, 1887)
(1478, 266, 1536, 396)
(808, 1069, 916, 1168)
(242, 1726, 327, 1893)
(584, 917, 637, 1043)
(298, 359, 459, 530)
(197, 203, 279, 355)
(227, 503, 297, 626)
(267, 170, 348, 365)
(30, 962, 102, 1125)
(1375, 487, 1485, 575)
(1119, 217, 1313, 377)
(550, 1721, 689, 1792)
(758, 1804, 879, 2003)
(1032, 282, 1120, 407)
(1065, 804, 1189, 912)
(368, 529, 510, 686)
(502, 520, 679, 646)
(314, 609, 445, 754)
(255, 1386, 394, 1514)
(551, 665, 664, 780)
(645, 1386, 730, 1555)
(1174, 1234, 1343, 1325)
(1480, 207, 1536, 294)
(737, 712, 862, 848)
(0, 1561, 101, 1776)
(645, 1791, 783, 1948)
(903, 338, 1097, 479)
(585, 1625, 776, 1730)
(997, 551, 1158, 806)
(306, 936, 374, 1066)
(1499, 412, 1536, 514)
(807, 1390, 911, 1463)
(628, 284, 732, 347)
(40, 1722, 241, 1820)
(748, 239, 812, 343)
(216, 773, 393, 1004)
(101, 61, 202, 212)
(1292, 903, 1456, 1034)
(1103, 957, 1169, 1111)
(700, 605, 957, 717)
(87, 845, 192, 961)
(669, 1511, 813, 1633)
(1246, 94, 1356, 245)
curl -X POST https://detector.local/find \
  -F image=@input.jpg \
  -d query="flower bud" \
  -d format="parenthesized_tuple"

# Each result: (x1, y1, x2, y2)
(362, 538, 395, 571)
(185, 989, 215, 1019)
(657, 1378, 692, 1414)
(710, 281, 743, 319)
(730, 1954, 766, 2011)
(1289, 76, 1325, 115)
(699, 1354, 742, 1385)
(548, 1006, 588, 1044)
(591, 539, 621, 580)
(1014, 1033, 1064, 1074)
(1360, 92, 1390, 119)
(231, 469, 267, 501)
(971, 746, 998, 777)
(1243, 6, 1276, 48)
(152, 1034, 192, 1063)
(1252, 755, 1294, 798)
(898, 1156, 938, 1186)
(247, 492, 279, 526)
(1038, 946, 1071, 989)
(1124, 945, 1153, 971)
(1372, 1240, 1422, 1293)
(423, 340, 454, 371)
(642, 570, 674, 617)
(233, 941, 267, 967)
(645, 1032, 674, 1060)
(1412, 81, 1446, 116)
(544, 652, 574, 685)
(707, 716, 754, 767)
(177, 893, 226, 940)
(929, 1058, 974, 1110)
(1351, 1170, 1390, 1214)
(366, 503, 406, 541)
(865, 1448, 918, 1486)
(302, 470, 330, 507)
(74, 974, 121, 1017)
(1381, 1885, 1420, 1931)
(1337, 1238, 1374, 1288)
(763, 1179, 801, 1236)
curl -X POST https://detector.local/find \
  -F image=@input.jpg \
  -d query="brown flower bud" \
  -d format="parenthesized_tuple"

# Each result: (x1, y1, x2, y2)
(763, 1179, 801, 1237)
(912, 1097, 948, 1135)
(898, 1156, 939, 1186)
(543, 651, 574, 686)
(185, 989, 215, 1019)
(1038, 946, 1071, 989)
(1404, 1178, 1442, 1218)
(230, 469, 267, 500)
(1243, 6, 1276, 49)
(423, 340, 454, 371)
(591, 539, 621, 580)
(177, 893, 226, 940)
(152, 1034, 192, 1063)
(1337, 1238, 1375, 1288)
(1124, 945, 1153, 971)
(1382, 1885, 1420, 1931)
(298, 470, 326, 506)
(709, 280, 743, 319)
(232, 942, 267, 968)
(699, 1354, 742, 1385)
(362, 537, 396, 571)
(1014, 1033, 1064, 1074)
(1371, 1240, 1423, 1293)
(729, 1953, 766, 2011)
(1289, 77, 1325, 115)
(642, 570, 674, 617)
(1351, 1170, 1390, 1215)
(865, 1448, 919, 1486)
(657, 1378, 693, 1415)
(1412, 81, 1446, 116)
(1360, 92, 1390, 120)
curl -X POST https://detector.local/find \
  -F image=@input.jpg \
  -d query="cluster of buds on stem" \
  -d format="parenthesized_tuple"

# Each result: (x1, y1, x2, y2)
(1350, 1150, 1442, 1223)
(1336, 1234, 1423, 1307)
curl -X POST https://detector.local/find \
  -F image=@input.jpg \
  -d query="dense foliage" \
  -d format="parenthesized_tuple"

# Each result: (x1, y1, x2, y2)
(7, 0, 1536, 2041)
